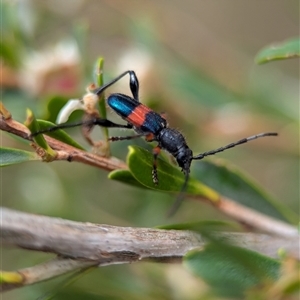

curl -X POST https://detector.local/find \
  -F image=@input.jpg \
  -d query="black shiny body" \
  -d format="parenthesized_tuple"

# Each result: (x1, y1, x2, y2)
(157, 128, 193, 174)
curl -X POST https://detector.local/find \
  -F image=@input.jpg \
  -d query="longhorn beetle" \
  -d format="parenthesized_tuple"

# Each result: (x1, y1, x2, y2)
(32, 70, 278, 215)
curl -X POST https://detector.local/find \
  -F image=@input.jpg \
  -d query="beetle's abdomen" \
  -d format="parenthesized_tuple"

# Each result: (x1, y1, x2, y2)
(107, 93, 166, 134)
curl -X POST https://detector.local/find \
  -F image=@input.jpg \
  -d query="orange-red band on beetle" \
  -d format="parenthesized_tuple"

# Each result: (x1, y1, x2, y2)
(127, 104, 151, 127)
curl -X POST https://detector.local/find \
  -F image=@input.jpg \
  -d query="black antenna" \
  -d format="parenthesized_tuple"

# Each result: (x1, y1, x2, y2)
(166, 132, 278, 216)
(30, 119, 132, 137)
(193, 132, 278, 160)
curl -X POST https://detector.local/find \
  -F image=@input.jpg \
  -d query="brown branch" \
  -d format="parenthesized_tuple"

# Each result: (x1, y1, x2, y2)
(215, 197, 298, 237)
(1, 207, 299, 291)
(1, 114, 298, 237)
(0, 116, 127, 171)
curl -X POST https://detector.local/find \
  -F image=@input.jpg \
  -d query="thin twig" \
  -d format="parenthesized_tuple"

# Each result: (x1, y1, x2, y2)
(0, 117, 127, 171)
(215, 197, 298, 237)
(0, 257, 97, 292)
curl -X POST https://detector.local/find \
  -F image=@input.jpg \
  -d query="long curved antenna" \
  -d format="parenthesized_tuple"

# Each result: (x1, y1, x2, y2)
(167, 171, 190, 217)
(193, 132, 278, 160)
(30, 119, 132, 137)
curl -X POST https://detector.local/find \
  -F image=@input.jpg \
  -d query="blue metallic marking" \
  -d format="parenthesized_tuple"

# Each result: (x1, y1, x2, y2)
(107, 94, 139, 118)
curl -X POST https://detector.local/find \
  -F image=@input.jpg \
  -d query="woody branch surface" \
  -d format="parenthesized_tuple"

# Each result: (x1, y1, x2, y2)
(2, 207, 299, 261)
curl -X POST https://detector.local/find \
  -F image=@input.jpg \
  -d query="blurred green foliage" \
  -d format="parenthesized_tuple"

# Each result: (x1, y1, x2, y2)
(184, 243, 280, 298)
(255, 37, 300, 64)
(1, 1, 299, 299)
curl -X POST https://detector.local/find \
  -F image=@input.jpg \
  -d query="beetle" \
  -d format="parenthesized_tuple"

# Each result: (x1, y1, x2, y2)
(32, 70, 278, 215)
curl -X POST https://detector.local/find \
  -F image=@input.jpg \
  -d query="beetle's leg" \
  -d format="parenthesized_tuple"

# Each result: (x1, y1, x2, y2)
(109, 134, 144, 142)
(152, 146, 161, 185)
(93, 70, 139, 102)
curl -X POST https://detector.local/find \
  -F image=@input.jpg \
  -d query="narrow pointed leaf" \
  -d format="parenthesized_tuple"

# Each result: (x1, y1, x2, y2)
(127, 146, 219, 202)
(25, 110, 51, 150)
(0, 147, 39, 167)
(95, 57, 107, 120)
(255, 37, 300, 64)
(25, 109, 57, 161)
(95, 57, 110, 155)
(35, 120, 85, 150)
(109, 169, 146, 188)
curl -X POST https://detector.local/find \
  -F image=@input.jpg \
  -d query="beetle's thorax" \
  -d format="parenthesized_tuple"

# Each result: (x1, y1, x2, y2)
(158, 128, 193, 172)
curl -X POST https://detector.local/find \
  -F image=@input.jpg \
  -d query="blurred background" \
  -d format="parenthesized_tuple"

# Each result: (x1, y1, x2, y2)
(1, 0, 299, 299)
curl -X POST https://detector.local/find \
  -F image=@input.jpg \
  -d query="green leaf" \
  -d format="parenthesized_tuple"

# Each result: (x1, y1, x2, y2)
(255, 37, 300, 64)
(25, 109, 57, 161)
(95, 57, 107, 119)
(184, 243, 280, 298)
(108, 169, 146, 189)
(0, 147, 39, 167)
(95, 57, 110, 155)
(193, 160, 297, 224)
(127, 145, 219, 202)
(36, 119, 85, 150)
